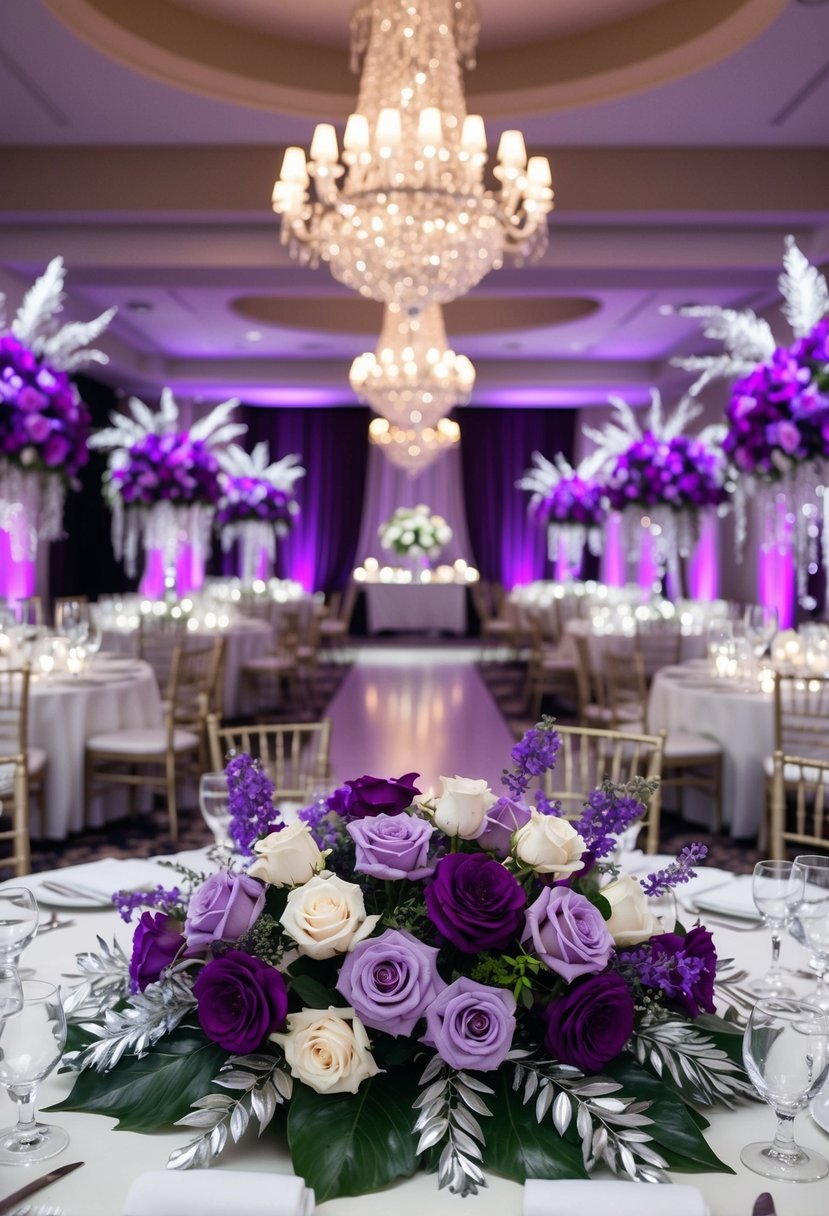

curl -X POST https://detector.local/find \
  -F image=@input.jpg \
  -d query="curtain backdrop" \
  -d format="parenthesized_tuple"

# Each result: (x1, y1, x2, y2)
(459, 406, 577, 588)
(241, 405, 371, 592)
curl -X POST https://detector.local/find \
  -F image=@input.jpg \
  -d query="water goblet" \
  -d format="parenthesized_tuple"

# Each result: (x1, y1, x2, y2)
(0, 888, 39, 971)
(744, 605, 779, 659)
(55, 600, 89, 647)
(0, 965, 23, 1018)
(792, 855, 829, 1012)
(199, 772, 233, 861)
(741, 996, 829, 1181)
(749, 861, 804, 997)
(0, 979, 68, 1164)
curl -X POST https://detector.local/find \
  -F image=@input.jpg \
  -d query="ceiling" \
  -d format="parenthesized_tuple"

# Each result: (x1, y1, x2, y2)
(0, 0, 828, 410)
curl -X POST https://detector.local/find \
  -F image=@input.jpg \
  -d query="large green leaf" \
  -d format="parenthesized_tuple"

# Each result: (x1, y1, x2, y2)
(47, 1029, 227, 1133)
(483, 1069, 588, 1183)
(287, 1072, 419, 1201)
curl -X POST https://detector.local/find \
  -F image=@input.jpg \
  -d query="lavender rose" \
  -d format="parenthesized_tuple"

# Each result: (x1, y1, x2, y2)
(336, 928, 446, 1036)
(477, 797, 531, 858)
(423, 976, 516, 1071)
(328, 772, 421, 820)
(425, 853, 527, 953)
(646, 925, 717, 1017)
(194, 951, 288, 1054)
(184, 871, 265, 950)
(544, 973, 634, 1072)
(522, 887, 614, 982)
(346, 812, 435, 881)
(129, 911, 183, 990)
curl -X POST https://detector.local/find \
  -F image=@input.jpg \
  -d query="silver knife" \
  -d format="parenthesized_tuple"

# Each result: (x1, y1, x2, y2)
(0, 1160, 84, 1215)
(39, 880, 113, 906)
(751, 1193, 776, 1216)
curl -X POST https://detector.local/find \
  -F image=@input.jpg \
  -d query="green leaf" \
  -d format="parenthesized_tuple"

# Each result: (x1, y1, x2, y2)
(287, 1072, 419, 1200)
(483, 1069, 588, 1183)
(47, 1029, 228, 1132)
(289, 973, 337, 1009)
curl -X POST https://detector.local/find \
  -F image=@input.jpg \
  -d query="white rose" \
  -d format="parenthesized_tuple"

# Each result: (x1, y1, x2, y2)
(279, 872, 380, 959)
(512, 811, 586, 876)
(432, 775, 497, 839)
(272, 1006, 379, 1095)
(247, 823, 327, 888)
(602, 875, 661, 946)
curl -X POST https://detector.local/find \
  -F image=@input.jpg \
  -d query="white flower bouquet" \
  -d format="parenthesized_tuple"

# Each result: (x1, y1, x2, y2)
(379, 504, 453, 560)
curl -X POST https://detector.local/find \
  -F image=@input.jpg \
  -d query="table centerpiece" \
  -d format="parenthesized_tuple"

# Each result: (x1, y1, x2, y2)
(54, 720, 750, 1201)
(379, 504, 453, 569)
(518, 452, 607, 575)
(216, 443, 305, 585)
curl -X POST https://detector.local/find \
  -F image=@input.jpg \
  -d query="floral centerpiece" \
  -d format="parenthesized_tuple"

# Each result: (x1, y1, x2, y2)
(55, 720, 750, 1201)
(379, 503, 453, 563)
(88, 389, 247, 580)
(216, 443, 305, 584)
(672, 237, 829, 605)
(519, 452, 606, 573)
(0, 257, 114, 560)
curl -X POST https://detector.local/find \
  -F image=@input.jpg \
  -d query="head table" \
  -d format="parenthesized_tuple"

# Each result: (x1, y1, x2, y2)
(3, 852, 829, 1216)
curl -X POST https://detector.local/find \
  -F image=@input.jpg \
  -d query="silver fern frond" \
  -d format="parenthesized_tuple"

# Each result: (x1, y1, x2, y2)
(631, 1015, 755, 1108)
(779, 236, 829, 339)
(413, 1057, 492, 1197)
(11, 256, 65, 350)
(40, 307, 117, 370)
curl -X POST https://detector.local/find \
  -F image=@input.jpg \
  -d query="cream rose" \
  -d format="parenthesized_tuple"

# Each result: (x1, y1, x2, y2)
(512, 811, 586, 876)
(247, 823, 327, 888)
(279, 872, 380, 960)
(602, 875, 661, 946)
(432, 775, 497, 839)
(272, 1006, 379, 1095)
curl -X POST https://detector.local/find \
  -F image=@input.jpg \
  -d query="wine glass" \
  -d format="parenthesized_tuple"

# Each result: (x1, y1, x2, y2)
(749, 861, 804, 997)
(0, 888, 39, 971)
(744, 605, 779, 659)
(199, 772, 233, 861)
(792, 855, 829, 1012)
(0, 979, 68, 1164)
(55, 600, 89, 646)
(0, 966, 23, 1018)
(741, 996, 829, 1181)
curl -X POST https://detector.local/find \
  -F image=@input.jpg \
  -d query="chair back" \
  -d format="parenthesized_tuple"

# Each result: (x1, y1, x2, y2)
(605, 650, 648, 728)
(207, 715, 332, 803)
(138, 617, 190, 695)
(635, 618, 683, 675)
(0, 664, 32, 876)
(170, 638, 225, 730)
(774, 673, 829, 763)
(769, 749, 829, 859)
(571, 632, 607, 722)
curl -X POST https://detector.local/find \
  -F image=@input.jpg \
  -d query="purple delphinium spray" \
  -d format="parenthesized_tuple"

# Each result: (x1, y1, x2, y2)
(640, 842, 708, 897)
(503, 717, 561, 799)
(225, 753, 281, 856)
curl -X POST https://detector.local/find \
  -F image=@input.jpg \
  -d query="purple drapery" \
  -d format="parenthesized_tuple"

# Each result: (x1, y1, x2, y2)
(459, 407, 577, 589)
(240, 405, 371, 592)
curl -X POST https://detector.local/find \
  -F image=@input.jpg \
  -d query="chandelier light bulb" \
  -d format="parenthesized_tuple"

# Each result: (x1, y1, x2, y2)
(310, 123, 339, 164)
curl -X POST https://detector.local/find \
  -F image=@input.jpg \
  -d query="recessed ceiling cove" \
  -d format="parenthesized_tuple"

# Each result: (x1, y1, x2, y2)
(46, 0, 788, 118)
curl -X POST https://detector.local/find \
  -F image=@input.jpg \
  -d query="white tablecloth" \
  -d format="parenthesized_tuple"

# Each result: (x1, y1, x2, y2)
(648, 663, 773, 838)
(566, 619, 708, 672)
(3, 854, 828, 1216)
(364, 584, 467, 634)
(29, 661, 163, 839)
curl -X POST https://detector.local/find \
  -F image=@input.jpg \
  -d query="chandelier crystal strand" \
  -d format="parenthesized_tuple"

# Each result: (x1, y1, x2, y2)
(272, 0, 552, 308)
(350, 304, 475, 427)
(368, 415, 460, 476)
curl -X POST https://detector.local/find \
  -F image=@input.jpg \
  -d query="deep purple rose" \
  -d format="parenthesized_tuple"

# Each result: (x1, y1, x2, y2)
(336, 928, 446, 1036)
(184, 871, 265, 950)
(522, 887, 614, 982)
(425, 853, 527, 953)
(477, 797, 531, 857)
(328, 772, 421, 820)
(647, 925, 717, 1017)
(346, 812, 435, 880)
(129, 911, 183, 990)
(544, 973, 634, 1072)
(423, 976, 516, 1071)
(194, 950, 288, 1053)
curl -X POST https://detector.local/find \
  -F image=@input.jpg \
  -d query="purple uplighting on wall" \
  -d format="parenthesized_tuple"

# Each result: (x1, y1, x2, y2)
(638, 525, 658, 594)
(688, 511, 719, 601)
(758, 499, 795, 628)
(600, 513, 625, 587)
(0, 529, 36, 601)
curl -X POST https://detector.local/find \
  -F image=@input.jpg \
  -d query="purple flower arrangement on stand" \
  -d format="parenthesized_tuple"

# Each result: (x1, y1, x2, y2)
(57, 720, 750, 1201)
(0, 257, 114, 560)
(216, 442, 305, 585)
(519, 452, 606, 575)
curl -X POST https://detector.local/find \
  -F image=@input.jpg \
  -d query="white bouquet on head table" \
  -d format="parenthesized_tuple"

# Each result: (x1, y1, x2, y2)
(379, 504, 453, 559)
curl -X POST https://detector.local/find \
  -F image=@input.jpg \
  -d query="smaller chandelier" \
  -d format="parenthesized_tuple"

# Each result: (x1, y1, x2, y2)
(350, 304, 475, 428)
(368, 415, 460, 476)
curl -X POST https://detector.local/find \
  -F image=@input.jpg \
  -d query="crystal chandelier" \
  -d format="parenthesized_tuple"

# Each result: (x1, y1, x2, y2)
(349, 303, 475, 427)
(271, 0, 553, 310)
(368, 415, 460, 476)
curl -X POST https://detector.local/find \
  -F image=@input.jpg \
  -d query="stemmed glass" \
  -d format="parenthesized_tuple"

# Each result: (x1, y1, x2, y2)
(0, 979, 68, 1164)
(744, 605, 779, 659)
(741, 996, 829, 1181)
(749, 861, 804, 997)
(0, 888, 39, 975)
(792, 855, 829, 1012)
(55, 600, 89, 647)
(0, 965, 23, 1018)
(198, 772, 234, 862)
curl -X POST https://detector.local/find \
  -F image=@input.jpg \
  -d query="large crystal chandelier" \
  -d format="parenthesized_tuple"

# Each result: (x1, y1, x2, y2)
(271, 0, 553, 310)
(349, 303, 475, 427)
(368, 415, 460, 476)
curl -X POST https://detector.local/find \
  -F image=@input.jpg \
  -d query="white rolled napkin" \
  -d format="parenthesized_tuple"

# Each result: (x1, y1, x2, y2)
(524, 1178, 710, 1216)
(122, 1170, 314, 1216)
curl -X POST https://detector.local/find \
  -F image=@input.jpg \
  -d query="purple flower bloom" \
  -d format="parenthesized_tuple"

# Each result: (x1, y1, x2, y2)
(194, 950, 288, 1053)
(640, 842, 708, 897)
(114, 883, 183, 923)
(605, 430, 725, 513)
(425, 853, 527, 953)
(503, 718, 561, 799)
(477, 797, 532, 857)
(225, 753, 280, 855)
(423, 976, 516, 1071)
(522, 887, 614, 982)
(571, 784, 648, 859)
(346, 812, 435, 880)
(544, 973, 635, 1071)
(183, 870, 265, 950)
(327, 772, 421, 821)
(112, 430, 223, 508)
(628, 925, 717, 1018)
(0, 335, 90, 479)
(534, 474, 606, 528)
(128, 911, 184, 991)
(216, 475, 299, 531)
(336, 928, 446, 1037)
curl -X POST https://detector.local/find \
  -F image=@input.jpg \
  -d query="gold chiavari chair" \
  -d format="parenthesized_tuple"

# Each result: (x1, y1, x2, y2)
(769, 750, 829, 860)
(0, 664, 36, 876)
(207, 715, 332, 806)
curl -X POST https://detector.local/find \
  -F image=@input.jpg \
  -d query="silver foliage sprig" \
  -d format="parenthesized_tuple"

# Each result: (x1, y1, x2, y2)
(413, 1054, 493, 1197)
(631, 1013, 756, 1108)
(168, 1052, 293, 1171)
(513, 1059, 668, 1183)
(62, 935, 132, 1020)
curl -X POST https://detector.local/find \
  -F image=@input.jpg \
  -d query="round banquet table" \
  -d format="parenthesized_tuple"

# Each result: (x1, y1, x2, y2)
(648, 661, 773, 839)
(565, 619, 708, 673)
(29, 658, 163, 839)
(3, 852, 829, 1216)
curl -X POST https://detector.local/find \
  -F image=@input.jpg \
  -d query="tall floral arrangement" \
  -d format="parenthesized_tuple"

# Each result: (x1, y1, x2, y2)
(88, 389, 246, 578)
(215, 443, 305, 584)
(518, 452, 606, 572)
(672, 237, 829, 604)
(56, 721, 749, 1202)
(0, 257, 114, 559)
(379, 503, 453, 560)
